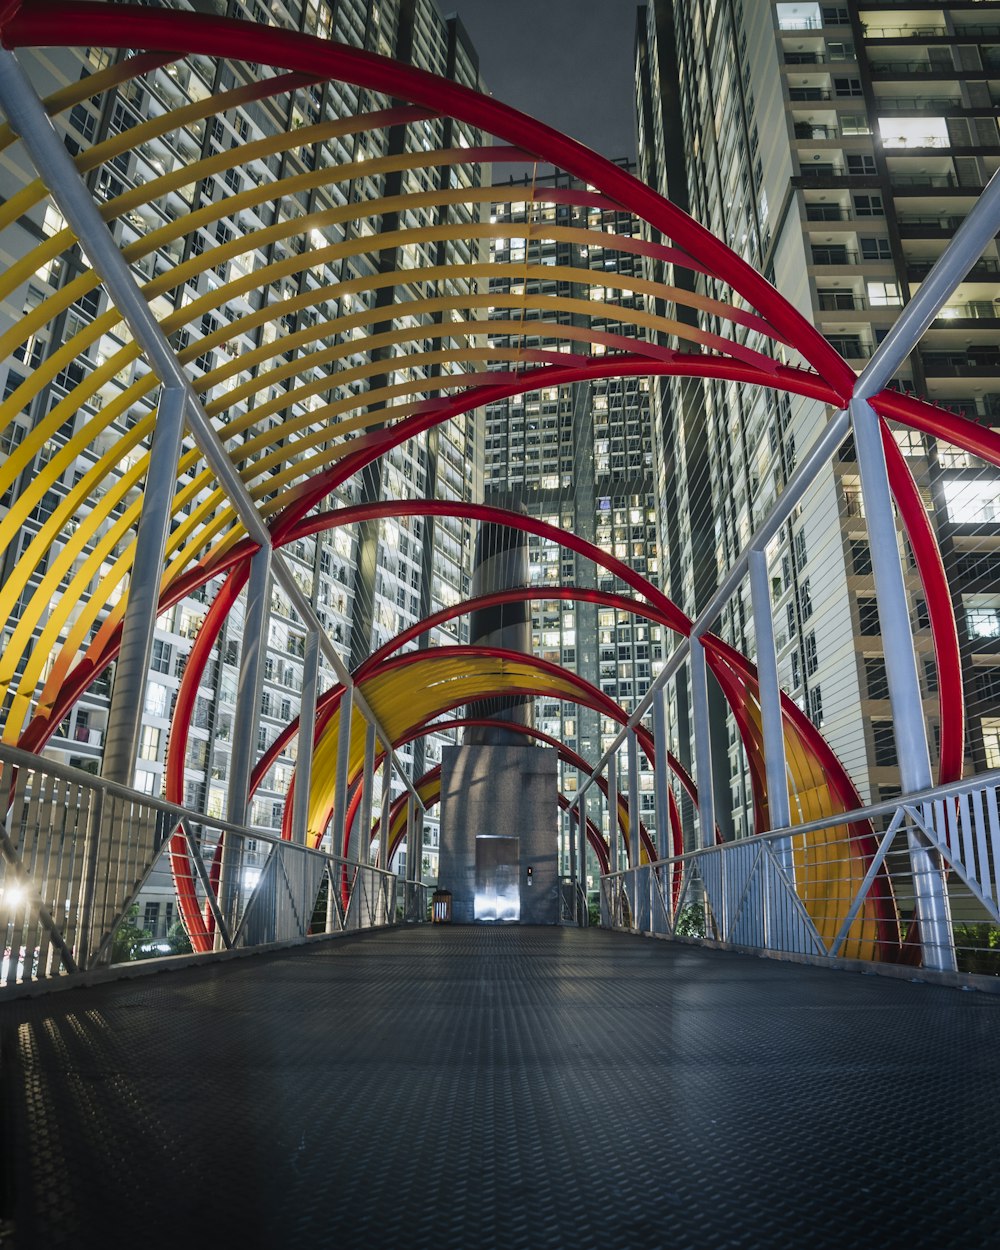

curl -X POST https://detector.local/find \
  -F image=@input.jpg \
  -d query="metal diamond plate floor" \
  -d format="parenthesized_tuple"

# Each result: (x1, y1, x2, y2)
(2, 927, 999, 1250)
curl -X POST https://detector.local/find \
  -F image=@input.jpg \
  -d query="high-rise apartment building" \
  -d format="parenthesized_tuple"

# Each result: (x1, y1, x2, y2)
(0, 0, 484, 917)
(484, 170, 663, 872)
(636, 0, 1000, 835)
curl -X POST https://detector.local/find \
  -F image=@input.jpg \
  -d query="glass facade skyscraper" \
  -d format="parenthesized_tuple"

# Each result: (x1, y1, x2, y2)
(636, 0, 1000, 837)
(0, 0, 486, 912)
(484, 169, 663, 872)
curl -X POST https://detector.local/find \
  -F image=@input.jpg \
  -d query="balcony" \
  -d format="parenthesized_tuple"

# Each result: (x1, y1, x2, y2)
(817, 291, 866, 311)
(798, 163, 845, 179)
(861, 25, 949, 39)
(907, 256, 1000, 279)
(826, 334, 875, 359)
(811, 246, 858, 265)
(934, 301, 1000, 323)
(794, 122, 839, 140)
(789, 87, 832, 101)
(868, 60, 942, 75)
(896, 213, 966, 234)
(952, 23, 1000, 38)
(875, 96, 964, 114)
(778, 17, 824, 31)
(805, 204, 854, 221)
(890, 172, 961, 189)
(921, 349, 1000, 375)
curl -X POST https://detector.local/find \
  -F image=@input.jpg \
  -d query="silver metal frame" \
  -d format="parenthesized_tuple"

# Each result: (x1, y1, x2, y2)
(1, 49, 1000, 973)
(0, 742, 403, 996)
(0, 49, 426, 836)
(603, 768, 1000, 963)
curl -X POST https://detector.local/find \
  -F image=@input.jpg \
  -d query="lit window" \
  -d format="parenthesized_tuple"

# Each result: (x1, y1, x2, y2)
(776, 2, 822, 30)
(983, 720, 1000, 770)
(943, 478, 1000, 525)
(867, 281, 901, 307)
(878, 117, 949, 149)
(967, 608, 1000, 639)
(144, 683, 169, 717)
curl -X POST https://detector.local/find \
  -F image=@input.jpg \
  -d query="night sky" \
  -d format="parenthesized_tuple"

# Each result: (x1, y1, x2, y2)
(444, 0, 639, 166)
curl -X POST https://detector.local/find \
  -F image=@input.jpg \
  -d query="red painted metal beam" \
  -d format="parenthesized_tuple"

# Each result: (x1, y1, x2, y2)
(1, 0, 857, 395)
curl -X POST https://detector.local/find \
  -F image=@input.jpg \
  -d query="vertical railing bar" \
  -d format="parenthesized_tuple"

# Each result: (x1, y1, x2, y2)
(958, 791, 976, 888)
(906, 805, 1000, 925)
(726, 844, 762, 945)
(90, 830, 178, 967)
(759, 840, 827, 955)
(986, 785, 1000, 905)
(34, 773, 60, 977)
(0, 821, 78, 976)
(183, 820, 234, 950)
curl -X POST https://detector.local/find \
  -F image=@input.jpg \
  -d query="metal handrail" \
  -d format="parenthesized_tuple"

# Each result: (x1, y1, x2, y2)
(600, 770, 1000, 970)
(0, 743, 415, 995)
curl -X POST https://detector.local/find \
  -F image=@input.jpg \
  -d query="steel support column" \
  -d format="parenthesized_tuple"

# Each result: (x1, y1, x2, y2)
(607, 754, 619, 877)
(627, 731, 640, 867)
(843, 168, 1000, 972)
(690, 638, 716, 851)
(101, 386, 186, 786)
(851, 396, 955, 972)
(378, 751, 392, 870)
(627, 729, 640, 925)
(220, 544, 271, 933)
(356, 721, 377, 865)
(568, 792, 577, 921)
(331, 683, 354, 860)
(227, 546, 272, 828)
(414, 805, 424, 891)
(748, 549, 792, 846)
(578, 785, 589, 925)
(405, 792, 417, 914)
(652, 686, 671, 857)
(290, 627, 320, 847)
(749, 546, 795, 950)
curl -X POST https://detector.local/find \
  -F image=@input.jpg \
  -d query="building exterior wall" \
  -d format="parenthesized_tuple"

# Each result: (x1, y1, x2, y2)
(483, 170, 664, 882)
(0, 0, 485, 922)
(636, 0, 1000, 833)
(438, 743, 559, 924)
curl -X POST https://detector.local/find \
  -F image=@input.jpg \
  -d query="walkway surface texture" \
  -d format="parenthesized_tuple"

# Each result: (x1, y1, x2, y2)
(2, 926, 998, 1250)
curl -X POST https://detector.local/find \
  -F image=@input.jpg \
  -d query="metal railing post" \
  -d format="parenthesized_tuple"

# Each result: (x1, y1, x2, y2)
(579, 784, 589, 925)
(227, 546, 272, 828)
(652, 686, 671, 859)
(101, 385, 186, 787)
(331, 684, 354, 863)
(690, 639, 716, 850)
(568, 793, 578, 922)
(748, 546, 795, 950)
(290, 626, 320, 847)
(627, 729, 640, 924)
(378, 750, 392, 870)
(220, 545, 271, 938)
(851, 395, 956, 971)
(405, 792, 417, 915)
(356, 721, 377, 865)
(607, 754, 619, 880)
(748, 549, 792, 838)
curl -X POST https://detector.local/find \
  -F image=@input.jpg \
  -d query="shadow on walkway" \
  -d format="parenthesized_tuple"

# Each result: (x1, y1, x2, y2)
(1, 926, 997, 1249)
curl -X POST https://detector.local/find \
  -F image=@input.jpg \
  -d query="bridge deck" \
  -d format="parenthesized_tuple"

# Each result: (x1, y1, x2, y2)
(2, 926, 998, 1249)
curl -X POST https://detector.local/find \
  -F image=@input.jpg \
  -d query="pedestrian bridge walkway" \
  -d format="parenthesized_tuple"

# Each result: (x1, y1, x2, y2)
(2, 926, 997, 1250)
